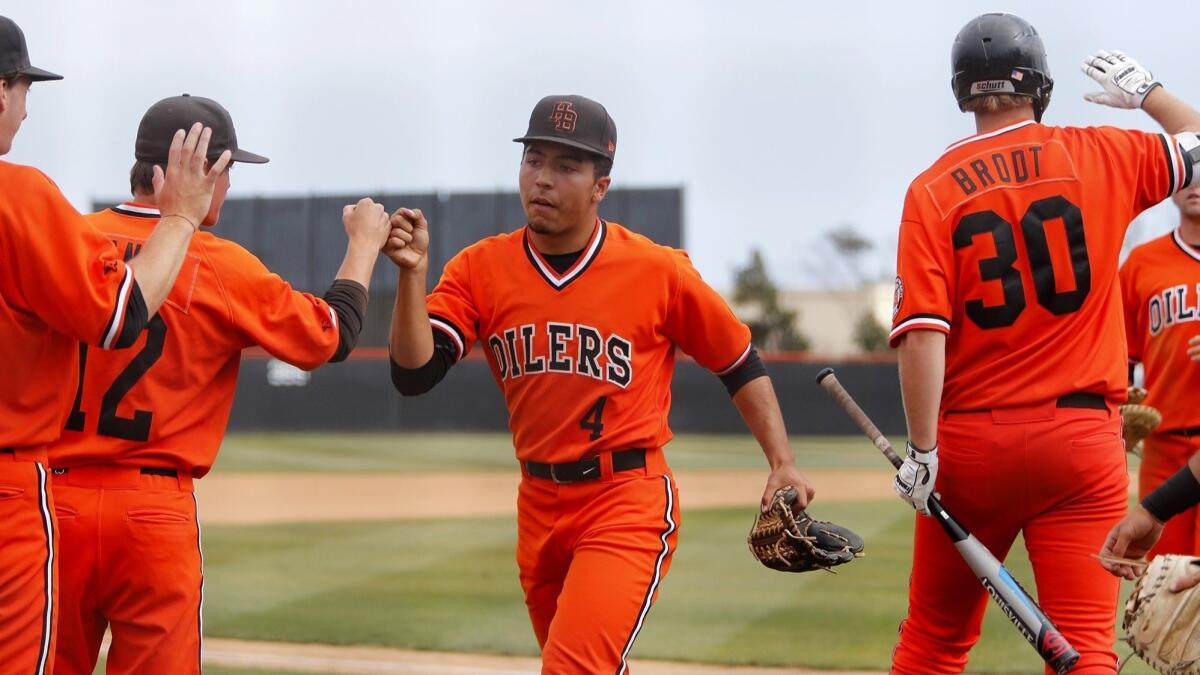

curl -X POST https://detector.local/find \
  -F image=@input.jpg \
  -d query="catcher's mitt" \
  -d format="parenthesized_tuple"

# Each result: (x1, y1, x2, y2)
(748, 486, 864, 573)
(1123, 554, 1200, 673)
(1122, 387, 1162, 457)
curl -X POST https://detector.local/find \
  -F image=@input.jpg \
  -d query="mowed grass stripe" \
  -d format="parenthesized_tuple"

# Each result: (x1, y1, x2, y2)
(199, 502, 1155, 673)
(213, 433, 897, 473)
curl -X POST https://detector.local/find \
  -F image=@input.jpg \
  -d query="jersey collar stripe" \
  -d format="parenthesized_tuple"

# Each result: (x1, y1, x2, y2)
(945, 119, 1036, 153)
(715, 343, 753, 376)
(616, 474, 676, 675)
(35, 463, 53, 675)
(101, 266, 135, 350)
(889, 314, 951, 340)
(1160, 134, 1180, 196)
(524, 219, 607, 290)
(429, 317, 466, 360)
(193, 494, 205, 674)
(112, 202, 162, 218)
(1173, 228, 1200, 263)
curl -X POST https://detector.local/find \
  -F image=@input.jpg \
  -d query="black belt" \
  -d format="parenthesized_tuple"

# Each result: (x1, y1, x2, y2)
(524, 449, 645, 484)
(949, 392, 1108, 414)
(0, 448, 12, 454)
(49, 466, 177, 477)
(1166, 426, 1200, 437)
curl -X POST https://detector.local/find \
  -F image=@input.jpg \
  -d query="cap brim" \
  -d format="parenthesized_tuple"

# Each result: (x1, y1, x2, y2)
(230, 148, 269, 164)
(21, 65, 63, 82)
(513, 135, 610, 159)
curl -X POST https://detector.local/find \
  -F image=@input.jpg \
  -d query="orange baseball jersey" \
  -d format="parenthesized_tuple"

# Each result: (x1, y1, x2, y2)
(1121, 229, 1200, 429)
(891, 120, 1193, 411)
(0, 162, 143, 450)
(426, 219, 752, 463)
(47, 203, 340, 476)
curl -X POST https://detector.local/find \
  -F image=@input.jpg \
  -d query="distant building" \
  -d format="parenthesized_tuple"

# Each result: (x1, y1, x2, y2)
(732, 281, 894, 357)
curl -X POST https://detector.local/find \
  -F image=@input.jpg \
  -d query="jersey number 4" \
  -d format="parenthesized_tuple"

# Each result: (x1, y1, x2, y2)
(64, 315, 167, 442)
(580, 396, 608, 441)
(953, 195, 1090, 329)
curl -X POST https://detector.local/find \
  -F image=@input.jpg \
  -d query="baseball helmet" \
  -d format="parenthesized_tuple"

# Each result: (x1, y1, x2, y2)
(951, 13, 1053, 121)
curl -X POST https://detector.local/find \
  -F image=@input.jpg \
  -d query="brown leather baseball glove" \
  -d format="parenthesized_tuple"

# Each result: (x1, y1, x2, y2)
(748, 486, 864, 573)
(1123, 554, 1200, 672)
(1122, 387, 1162, 457)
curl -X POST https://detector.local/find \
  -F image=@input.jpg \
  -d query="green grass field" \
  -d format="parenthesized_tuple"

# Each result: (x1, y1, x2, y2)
(190, 432, 1156, 674)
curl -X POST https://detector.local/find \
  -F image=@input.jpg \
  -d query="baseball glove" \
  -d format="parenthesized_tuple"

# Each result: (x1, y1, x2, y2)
(748, 486, 864, 573)
(1122, 387, 1162, 457)
(1123, 554, 1200, 673)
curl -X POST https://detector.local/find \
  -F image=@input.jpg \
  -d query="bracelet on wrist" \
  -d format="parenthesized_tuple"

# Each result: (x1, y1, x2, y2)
(163, 213, 200, 232)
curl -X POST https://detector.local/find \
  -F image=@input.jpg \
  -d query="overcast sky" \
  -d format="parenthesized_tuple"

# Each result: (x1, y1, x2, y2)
(5, 0, 1195, 288)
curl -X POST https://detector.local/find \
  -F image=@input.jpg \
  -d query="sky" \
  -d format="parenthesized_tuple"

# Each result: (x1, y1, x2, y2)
(4, 0, 1196, 289)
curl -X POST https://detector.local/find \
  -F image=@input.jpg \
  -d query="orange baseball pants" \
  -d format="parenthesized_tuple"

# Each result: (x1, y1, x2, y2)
(1139, 431, 1200, 557)
(51, 465, 203, 675)
(891, 401, 1127, 675)
(0, 448, 57, 675)
(517, 448, 680, 674)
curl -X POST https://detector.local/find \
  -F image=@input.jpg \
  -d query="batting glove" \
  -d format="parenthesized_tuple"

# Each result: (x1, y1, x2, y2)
(894, 441, 938, 515)
(1081, 49, 1161, 109)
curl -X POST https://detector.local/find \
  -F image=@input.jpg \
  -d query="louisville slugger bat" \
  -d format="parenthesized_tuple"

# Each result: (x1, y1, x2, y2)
(815, 367, 1079, 674)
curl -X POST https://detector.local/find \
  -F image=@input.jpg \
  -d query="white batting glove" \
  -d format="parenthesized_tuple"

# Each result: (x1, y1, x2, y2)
(1080, 49, 1161, 109)
(894, 441, 938, 515)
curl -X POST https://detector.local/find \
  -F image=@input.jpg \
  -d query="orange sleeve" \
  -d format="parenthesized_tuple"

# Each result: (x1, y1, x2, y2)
(1119, 256, 1144, 364)
(0, 166, 141, 349)
(426, 249, 480, 361)
(217, 243, 339, 370)
(1089, 126, 1187, 217)
(890, 188, 954, 347)
(662, 251, 753, 373)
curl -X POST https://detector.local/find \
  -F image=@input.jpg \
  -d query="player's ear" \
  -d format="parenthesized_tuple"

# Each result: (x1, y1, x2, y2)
(592, 176, 611, 204)
(0, 78, 9, 115)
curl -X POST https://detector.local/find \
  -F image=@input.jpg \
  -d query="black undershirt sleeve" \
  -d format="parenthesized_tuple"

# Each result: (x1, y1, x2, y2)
(322, 279, 368, 363)
(111, 282, 149, 349)
(390, 329, 459, 396)
(719, 348, 767, 396)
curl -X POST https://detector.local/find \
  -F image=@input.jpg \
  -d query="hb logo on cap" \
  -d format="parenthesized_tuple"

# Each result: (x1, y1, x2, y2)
(549, 101, 578, 133)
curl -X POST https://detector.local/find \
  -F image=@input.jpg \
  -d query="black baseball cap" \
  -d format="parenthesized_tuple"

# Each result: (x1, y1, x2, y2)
(135, 94, 268, 164)
(0, 16, 62, 81)
(513, 94, 616, 161)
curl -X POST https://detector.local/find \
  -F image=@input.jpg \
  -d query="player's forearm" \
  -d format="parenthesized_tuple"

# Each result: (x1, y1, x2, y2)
(1143, 88, 1200, 134)
(127, 215, 198, 315)
(732, 376, 796, 470)
(897, 330, 946, 449)
(389, 266, 434, 367)
(334, 239, 381, 289)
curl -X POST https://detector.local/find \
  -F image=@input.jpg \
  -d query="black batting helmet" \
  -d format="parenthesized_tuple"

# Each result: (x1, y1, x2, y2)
(951, 13, 1053, 121)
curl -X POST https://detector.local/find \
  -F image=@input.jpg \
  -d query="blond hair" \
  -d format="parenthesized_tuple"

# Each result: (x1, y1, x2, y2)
(961, 94, 1033, 114)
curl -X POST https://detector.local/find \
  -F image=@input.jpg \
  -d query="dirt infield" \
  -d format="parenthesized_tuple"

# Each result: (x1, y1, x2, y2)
(201, 637, 880, 674)
(193, 469, 896, 524)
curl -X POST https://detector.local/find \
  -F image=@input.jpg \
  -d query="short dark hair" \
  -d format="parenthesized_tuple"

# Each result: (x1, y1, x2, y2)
(129, 160, 158, 196)
(593, 156, 613, 179)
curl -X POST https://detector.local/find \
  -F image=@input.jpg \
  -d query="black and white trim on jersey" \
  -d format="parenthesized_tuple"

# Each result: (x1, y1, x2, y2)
(1173, 228, 1200, 264)
(99, 266, 136, 350)
(890, 313, 951, 340)
(1161, 132, 1200, 197)
(715, 343, 753, 377)
(111, 202, 161, 219)
(524, 219, 607, 291)
(944, 119, 1036, 153)
(35, 463, 53, 675)
(429, 314, 467, 361)
(616, 474, 676, 675)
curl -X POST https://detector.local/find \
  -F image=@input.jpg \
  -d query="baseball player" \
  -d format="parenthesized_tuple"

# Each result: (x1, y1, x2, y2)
(386, 94, 813, 673)
(889, 13, 1200, 673)
(45, 95, 391, 675)
(0, 16, 230, 675)
(1117, 184, 1200, 558)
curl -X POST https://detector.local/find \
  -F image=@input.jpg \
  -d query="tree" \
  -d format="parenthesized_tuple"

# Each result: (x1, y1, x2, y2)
(733, 249, 810, 351)
(853, 309, 889, 353)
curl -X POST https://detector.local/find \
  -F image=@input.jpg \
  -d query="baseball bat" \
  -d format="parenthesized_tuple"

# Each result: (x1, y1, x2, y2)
(815, 367, 1080, 674)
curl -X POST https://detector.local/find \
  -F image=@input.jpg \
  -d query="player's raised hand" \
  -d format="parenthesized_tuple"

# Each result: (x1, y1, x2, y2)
(760, 462, 815, 512)
(153, 123, 233, 230)
(1081, 49, 1162, 109)
(342, 198, 390, 250)
(1098, 504, 1164, 580)
(1188, 335, 1200, 362)
(385, 207, 429, 271)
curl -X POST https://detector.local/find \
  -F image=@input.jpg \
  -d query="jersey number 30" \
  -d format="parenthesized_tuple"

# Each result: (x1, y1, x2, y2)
(953, 195, 1090, 329)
